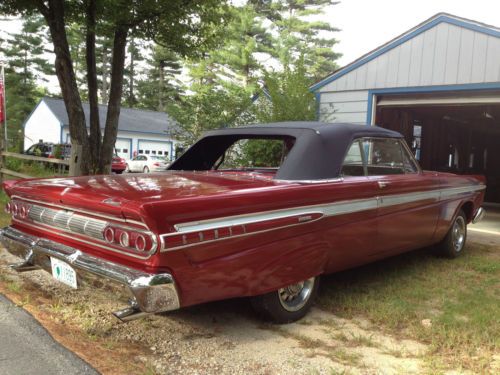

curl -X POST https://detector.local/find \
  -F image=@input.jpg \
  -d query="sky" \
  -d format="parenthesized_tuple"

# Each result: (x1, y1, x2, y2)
(328, 0, 500, 66)
(2, 0, 500, 86)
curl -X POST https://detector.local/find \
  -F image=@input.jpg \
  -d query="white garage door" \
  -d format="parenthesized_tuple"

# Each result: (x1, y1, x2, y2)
(138, 140, 172, 160)
(115, 138, 131, 160)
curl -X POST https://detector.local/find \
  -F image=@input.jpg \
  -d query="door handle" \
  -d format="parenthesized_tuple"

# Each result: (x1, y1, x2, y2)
(378, 181, 389, 189)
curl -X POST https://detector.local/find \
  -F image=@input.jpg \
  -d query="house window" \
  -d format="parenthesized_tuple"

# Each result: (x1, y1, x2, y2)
(152, 150, 157, 155)
(145, 150, 150, 155)
(123, 149, 128, 154)
(139, 150, 144, 154)
(158, 151, 163, 155)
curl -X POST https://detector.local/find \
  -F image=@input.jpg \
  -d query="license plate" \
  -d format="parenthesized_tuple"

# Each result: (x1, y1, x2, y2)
(50, 257, 78, 289)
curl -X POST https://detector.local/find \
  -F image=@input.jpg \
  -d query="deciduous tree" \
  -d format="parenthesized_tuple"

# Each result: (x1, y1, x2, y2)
(0, 0, 228, 174)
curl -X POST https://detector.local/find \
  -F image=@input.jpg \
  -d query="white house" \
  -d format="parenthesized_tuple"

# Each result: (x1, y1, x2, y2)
(23, 97, 179, 161)
(312, 13, 500, 203)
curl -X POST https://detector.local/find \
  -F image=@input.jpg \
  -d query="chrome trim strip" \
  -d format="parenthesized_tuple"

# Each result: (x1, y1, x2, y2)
(11, 195, 148, 229)
(0, 226, 180, 313)
(160, 183, 485, 252)
(174, 209, 325, 232)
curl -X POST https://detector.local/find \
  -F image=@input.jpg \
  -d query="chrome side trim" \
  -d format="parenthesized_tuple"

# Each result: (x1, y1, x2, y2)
(174, 209, 325, 232)
(0, 226, 180, 314)
(160, 183, 485, 252)
(10, 195, 148, 229)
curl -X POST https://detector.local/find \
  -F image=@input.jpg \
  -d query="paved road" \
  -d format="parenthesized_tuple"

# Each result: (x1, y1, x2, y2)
(0, 294, 99, 375)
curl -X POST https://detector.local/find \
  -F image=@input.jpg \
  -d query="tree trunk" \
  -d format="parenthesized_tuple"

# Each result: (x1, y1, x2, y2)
(85, 0, 101, 173)
(128, 37, 135, 107)
(101, 44, 109, 103)
(38, 0, 91, 175)
(99, 26, 128, 173)
(158, 61, 164, 112)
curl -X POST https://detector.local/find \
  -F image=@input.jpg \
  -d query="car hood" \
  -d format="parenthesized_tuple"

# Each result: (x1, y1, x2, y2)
(4, 171, 283, 216)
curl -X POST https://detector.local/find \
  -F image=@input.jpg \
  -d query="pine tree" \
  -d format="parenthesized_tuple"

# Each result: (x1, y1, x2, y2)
(0, 15, 53, 150)
(123, 34, 145, 107)
(136, 44, 183, 111)
(213, 3, 274, 88)
(253, 0, 342, 81)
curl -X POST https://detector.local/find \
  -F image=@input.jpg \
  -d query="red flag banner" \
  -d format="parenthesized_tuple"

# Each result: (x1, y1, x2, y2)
(0, 66, 5, 124)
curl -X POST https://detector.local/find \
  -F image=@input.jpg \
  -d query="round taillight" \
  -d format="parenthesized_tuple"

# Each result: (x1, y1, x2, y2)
(135, 234, 146, 251)
(5, 202, 11, 214)
(11, 203, 18, 216)
(119, 231, 130, 247)
(19, 205, 28, 219)
(104, 227, 115, 243)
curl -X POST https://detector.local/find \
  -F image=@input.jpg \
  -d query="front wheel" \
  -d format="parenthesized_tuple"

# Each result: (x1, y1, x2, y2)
(436, 209, 467, 258)
(250, 276, 319, 323)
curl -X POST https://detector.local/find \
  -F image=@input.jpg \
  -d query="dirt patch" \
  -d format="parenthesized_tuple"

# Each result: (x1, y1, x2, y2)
(0, 251, 431, 375)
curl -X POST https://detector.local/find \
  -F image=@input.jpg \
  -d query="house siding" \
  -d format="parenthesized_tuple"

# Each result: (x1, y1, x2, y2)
(316, 18, 500, 124)
(24, 101, 61, 149)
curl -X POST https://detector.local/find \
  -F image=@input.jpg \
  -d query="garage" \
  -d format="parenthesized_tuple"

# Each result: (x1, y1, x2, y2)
(137, 140, 173, 160)
(374, 91, 500, 203)
(313, 13, 500, 204)
(115, 138, 132, 159)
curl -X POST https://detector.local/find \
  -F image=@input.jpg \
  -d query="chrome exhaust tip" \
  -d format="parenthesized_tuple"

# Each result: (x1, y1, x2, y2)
(472, 207, 485, 224)
(9, 261, 40, 272)
(112, 300, 150, 322)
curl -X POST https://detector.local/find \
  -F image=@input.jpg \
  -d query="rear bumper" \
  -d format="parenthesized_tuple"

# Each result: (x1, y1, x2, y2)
(0, 226, 180, 314)
(112, 164, 127, 172)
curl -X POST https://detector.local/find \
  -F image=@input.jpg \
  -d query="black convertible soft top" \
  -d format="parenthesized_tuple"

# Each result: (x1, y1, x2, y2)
(169, 122, 403, 180)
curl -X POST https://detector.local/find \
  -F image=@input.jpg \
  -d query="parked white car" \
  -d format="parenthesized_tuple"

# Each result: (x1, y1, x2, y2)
(126, 155, 169, 173)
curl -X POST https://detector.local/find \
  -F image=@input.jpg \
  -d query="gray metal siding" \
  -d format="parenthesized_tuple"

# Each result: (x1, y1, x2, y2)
(319, 22, 500, 93)
(317, 20, 500, 124)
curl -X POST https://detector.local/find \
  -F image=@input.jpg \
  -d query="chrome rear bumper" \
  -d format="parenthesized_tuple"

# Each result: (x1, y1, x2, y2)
(0, 226, 180, 315)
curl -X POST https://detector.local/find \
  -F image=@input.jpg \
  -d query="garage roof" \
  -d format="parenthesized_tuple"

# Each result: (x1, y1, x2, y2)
(42, 97, 178, 135)
(311, 13, 500, 92)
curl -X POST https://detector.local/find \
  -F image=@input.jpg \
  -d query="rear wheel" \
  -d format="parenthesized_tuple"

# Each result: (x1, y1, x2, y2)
(143, 166, 150, 173)
(251, 276, 319, 323)
(436, 209, 467, 258)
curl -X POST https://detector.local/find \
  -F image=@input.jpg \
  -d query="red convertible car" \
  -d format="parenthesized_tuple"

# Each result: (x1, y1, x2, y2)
(0, 122, 486, 323)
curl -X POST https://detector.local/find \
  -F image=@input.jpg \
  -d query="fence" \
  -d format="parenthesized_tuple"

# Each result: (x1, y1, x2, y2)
(0, 150, 70, 183)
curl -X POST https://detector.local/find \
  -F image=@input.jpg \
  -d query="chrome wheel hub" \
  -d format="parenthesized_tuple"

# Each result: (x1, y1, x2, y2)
(452, 216, 466, 252)
(278, 277, 315, 312)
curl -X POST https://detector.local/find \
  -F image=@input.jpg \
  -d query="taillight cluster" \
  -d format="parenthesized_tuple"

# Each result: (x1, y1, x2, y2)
(5, 201, 31, 219)
(104, 226, 152, 252)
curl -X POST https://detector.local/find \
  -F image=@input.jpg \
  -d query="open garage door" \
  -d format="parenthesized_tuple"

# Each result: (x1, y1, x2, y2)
(374, 91, 500, 203)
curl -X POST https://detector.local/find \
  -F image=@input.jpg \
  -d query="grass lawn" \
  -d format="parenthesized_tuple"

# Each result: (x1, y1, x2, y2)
(319, 240, 500, 372)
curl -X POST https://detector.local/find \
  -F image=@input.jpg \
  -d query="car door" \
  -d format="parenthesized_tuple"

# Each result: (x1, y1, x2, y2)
(129, 156, 141, 172)
(322, 139, 380, 272)
(363, 138, 440, 255)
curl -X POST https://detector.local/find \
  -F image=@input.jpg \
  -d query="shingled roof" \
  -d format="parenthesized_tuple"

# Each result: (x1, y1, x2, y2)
(42, 97, 177, 135)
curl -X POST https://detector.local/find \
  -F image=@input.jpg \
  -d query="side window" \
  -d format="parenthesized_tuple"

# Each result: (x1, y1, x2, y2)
(401, 142, 419, 173)
(366, 139, 405, 176)
(341, 140, 365, 176)
(341, 138, 419, 177)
